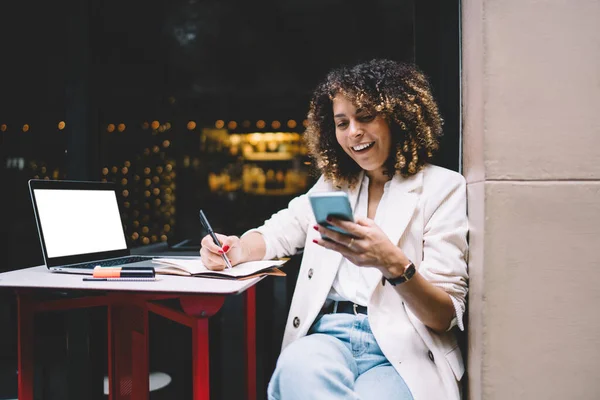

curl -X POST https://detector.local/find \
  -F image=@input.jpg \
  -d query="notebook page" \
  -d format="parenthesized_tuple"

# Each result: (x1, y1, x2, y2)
(153, 258, 285, 277)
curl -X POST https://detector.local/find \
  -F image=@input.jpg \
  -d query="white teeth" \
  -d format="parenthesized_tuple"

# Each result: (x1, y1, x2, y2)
(352, 142, 374, 151)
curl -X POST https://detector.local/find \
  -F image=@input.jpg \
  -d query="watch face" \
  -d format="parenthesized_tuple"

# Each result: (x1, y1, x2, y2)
(404, 263, 416, 279)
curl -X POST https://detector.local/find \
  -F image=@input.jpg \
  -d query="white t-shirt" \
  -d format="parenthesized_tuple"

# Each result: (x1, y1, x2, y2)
(327, 175, 391, 306)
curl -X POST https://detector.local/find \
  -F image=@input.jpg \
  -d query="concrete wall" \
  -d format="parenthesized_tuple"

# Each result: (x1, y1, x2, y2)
(462, 0, 600, 399)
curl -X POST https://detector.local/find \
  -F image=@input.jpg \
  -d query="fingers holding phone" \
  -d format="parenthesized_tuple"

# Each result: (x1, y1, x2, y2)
(313, 219, 358, 248)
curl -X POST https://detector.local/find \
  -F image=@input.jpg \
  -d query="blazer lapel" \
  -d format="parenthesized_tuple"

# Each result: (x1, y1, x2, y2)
(379, 171, 423, 246)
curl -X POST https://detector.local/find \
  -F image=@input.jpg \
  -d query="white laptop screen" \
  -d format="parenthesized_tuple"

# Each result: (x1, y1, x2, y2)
(33, 188, 128, 258)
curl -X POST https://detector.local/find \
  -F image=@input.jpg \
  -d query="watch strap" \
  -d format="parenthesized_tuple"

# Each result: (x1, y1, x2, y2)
(385, 262, 416, 286)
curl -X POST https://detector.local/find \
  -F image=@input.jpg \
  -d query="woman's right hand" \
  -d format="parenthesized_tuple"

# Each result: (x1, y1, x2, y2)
(199, 234, 245, 271)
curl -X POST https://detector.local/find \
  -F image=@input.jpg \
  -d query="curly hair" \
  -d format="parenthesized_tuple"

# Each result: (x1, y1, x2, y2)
(304, 59, 443, 188)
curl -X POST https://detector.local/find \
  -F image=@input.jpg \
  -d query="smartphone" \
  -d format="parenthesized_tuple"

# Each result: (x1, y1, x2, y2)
(308, 192, 356, 239)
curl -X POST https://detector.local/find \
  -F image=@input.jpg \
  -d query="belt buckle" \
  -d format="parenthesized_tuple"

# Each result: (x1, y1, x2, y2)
(352, 303, 358, 315)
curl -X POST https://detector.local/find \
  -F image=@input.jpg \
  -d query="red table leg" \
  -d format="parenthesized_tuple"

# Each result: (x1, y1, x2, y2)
(180, 290, 258, 400)
(180, 295, 226, 400)
(107, 298, 149, 400)
(17, 294, 34, 400)
(191, 318, 210, 400)
(131, 312, 149, 400)
(245, 286, 257, 400)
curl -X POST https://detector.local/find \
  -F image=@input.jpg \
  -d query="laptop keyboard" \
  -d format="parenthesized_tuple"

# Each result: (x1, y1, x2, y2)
(67, 256, 153, 269)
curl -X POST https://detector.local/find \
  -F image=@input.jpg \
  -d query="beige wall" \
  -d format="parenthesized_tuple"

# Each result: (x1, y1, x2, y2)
(462, 0, 600, 399)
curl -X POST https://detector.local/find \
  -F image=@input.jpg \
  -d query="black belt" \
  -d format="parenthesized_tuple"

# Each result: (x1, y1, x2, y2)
(324, 301, 367, 315)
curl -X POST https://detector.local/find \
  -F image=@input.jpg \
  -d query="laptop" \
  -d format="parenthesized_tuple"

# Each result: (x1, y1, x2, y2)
(29, 179, 157, 274)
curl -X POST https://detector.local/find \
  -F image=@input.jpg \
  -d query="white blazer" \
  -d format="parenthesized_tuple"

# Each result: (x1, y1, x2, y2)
(252, 164, 468, 400)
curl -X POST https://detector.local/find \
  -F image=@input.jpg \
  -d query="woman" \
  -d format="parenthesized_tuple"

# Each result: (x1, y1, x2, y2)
(200, 59, 468, 400)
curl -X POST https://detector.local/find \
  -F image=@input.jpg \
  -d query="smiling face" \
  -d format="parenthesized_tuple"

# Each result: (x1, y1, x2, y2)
(333, 95, 392, 182)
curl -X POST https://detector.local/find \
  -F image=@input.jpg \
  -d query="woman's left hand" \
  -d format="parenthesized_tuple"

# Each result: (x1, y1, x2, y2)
(314, 217, 411, 277)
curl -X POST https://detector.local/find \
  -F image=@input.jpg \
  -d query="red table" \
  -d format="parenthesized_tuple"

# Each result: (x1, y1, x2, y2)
(1, 266, 262, 400)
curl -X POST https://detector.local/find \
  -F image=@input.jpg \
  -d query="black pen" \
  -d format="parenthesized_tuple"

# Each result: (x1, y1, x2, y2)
(83, 277, 157, 281)
(199, 209, 233, 269)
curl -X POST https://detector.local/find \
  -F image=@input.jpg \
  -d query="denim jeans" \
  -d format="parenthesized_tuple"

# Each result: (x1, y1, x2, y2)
(268, 313, 414, 400)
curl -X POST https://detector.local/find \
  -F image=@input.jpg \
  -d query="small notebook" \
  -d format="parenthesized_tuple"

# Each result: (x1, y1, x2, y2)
(151, 258, 287, 280)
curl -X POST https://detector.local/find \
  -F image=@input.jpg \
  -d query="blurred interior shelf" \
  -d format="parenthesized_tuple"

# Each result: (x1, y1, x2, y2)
(243, 152, 295, 161)
(244, 188, 302, 196)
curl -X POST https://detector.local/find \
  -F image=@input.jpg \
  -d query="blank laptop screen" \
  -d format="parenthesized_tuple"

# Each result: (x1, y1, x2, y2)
(33, 189, 128, 258)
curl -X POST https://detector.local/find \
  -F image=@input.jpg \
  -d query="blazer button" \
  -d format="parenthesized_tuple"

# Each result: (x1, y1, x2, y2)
(293, 316, 300, 328)
(308, 268, 314, 279)
(428, 350, 435, 362)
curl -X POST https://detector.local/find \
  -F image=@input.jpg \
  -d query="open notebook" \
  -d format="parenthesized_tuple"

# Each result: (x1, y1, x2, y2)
(152, 258, 287, 280)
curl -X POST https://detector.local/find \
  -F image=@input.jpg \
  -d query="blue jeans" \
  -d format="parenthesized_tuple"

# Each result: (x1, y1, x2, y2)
(268, 313, 414, 400)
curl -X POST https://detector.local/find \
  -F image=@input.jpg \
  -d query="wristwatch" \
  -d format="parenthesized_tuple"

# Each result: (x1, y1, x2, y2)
(385, 262, 416, 286)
